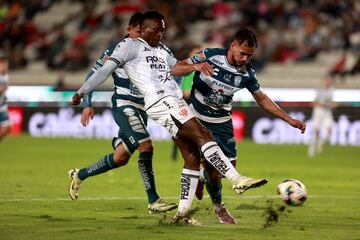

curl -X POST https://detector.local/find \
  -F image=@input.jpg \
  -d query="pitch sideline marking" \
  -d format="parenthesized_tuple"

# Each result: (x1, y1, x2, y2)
(0, 195, 359, 202)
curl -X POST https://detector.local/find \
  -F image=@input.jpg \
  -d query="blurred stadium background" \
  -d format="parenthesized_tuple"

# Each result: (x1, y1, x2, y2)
(1, 0, 360, 145)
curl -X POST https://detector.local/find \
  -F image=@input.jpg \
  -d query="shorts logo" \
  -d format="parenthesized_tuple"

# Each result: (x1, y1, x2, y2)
(179, 108, 188, 117)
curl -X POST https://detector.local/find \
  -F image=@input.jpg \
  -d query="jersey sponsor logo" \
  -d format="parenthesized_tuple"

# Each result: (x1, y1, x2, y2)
(180, 175, 191, 200)
(204, 89, 226, 108)
(212, 80, 234, 91)
(145, 56, 166, 69)
(211, 58, 224, 66)
(207, 151, 230, 175)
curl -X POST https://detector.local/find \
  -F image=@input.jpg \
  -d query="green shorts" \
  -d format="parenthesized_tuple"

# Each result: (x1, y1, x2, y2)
(112, 105, 150, 154)
(201, 119, 237, 161)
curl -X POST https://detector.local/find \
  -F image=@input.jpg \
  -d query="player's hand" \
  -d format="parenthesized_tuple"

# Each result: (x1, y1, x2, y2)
(194, 62, 214, 76)
(289, 118, 306, 134)
(71, 93, 83, 106)
(81, 107, 94, 127)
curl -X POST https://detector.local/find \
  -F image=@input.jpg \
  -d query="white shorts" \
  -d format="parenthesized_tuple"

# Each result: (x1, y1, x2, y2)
(146, 96, 195, 137)
(312, 106, 334, 130)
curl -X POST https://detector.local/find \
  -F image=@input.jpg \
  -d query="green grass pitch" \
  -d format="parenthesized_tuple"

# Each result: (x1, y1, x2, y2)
(0, 135, 359, 240)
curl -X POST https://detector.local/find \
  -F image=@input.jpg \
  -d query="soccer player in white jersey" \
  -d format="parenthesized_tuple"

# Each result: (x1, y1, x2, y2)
(172, 27, 307, 224)
(308, 76, 335, 157)
(72, 11, 270, 225)
(0, 51, 11, 142)
(67, 12, 177, 214)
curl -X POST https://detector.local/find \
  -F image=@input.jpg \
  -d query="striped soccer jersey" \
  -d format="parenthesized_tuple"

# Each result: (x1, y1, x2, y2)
(0, 74, 9, 109)
(189, 48, 260, 123)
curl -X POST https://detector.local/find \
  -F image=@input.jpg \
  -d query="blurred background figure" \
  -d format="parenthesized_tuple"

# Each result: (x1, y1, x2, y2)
(0, 50, 11, 142)
(308, 76, 335, 157)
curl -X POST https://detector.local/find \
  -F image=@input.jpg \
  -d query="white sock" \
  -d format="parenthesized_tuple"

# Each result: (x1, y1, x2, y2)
(201, 141, 241, 185)
(199, 168, 205, 183)
(178, 168, 199, 215)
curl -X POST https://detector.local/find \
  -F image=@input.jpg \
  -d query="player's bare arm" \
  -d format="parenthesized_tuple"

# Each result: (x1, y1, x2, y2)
(252, 90, 306, 134)
(171, 60, 214, 76)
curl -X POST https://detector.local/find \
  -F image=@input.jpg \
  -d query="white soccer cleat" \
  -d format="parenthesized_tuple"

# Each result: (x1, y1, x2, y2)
(148, 198, 177, 214)
(232, 176, 268, 194)
(68, 168, 82, 201)
(171, 212, 202, 226)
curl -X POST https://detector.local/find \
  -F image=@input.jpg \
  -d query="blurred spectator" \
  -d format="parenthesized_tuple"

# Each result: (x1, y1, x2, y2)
(0, 0, 359, 77)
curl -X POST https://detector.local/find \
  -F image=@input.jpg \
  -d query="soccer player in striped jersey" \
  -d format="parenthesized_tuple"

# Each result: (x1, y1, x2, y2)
(68, 12, 177, 214)
(0, 51, 11, 142)
(72, 11, 271, 225)
(172, 27, 306, 224)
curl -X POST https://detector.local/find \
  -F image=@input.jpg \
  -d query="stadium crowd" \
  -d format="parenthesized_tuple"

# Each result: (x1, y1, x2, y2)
(0, 0, 359, 75)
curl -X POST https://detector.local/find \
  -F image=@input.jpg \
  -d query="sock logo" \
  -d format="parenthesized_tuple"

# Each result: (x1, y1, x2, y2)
(208, 151, 230, 175)
(86, 157, 106, 174)
(180, 175, 191, 200)
(138, 161, 151, 190)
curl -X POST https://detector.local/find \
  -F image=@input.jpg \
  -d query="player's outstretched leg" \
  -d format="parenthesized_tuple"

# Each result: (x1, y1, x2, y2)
(148, 198, 177, 214)
(200, 141, 267, 194)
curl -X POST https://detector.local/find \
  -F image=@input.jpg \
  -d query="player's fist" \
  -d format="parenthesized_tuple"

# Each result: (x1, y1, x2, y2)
(195, 62, 214, 76)
(289, 118, 306, 134)
(72, 93, 83, 105)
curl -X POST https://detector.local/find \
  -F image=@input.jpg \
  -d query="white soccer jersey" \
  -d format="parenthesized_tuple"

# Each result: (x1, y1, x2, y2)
(109, 38, 182, 109)
(315, 87, 333, 110)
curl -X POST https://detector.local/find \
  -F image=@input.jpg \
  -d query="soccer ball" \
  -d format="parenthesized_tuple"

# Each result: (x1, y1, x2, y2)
(277, 179, 307, 206)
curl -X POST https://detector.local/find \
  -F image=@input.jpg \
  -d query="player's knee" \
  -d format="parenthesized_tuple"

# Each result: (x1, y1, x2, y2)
(113, 149, 131, 167)
(137, 140, 153, 153)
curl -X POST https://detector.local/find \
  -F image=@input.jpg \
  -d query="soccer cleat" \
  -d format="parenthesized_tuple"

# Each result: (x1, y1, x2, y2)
(148, 198, 177, 214)
(68, 168, 82, 201)
(232, 176, 268, 194)
(215, 203, 237, 224)
(195, 180, 204, 200)
(172, 212, 202, 226)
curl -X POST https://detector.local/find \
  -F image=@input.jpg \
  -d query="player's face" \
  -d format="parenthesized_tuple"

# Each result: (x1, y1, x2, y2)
(141, 19, 165, 47)
(127, 25, 141, 39)
(229, 40, 255, 68)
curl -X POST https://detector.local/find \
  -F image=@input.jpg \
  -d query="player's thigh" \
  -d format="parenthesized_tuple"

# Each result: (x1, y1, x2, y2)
(112, 105, 151, 154)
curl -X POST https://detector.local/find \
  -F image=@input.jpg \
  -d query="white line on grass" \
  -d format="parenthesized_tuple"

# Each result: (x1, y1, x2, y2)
(0, 195, 358, 202)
